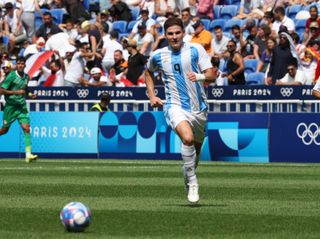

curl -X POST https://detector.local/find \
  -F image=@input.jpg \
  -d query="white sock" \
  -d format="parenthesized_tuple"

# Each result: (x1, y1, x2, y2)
(181, 144, 197, 185)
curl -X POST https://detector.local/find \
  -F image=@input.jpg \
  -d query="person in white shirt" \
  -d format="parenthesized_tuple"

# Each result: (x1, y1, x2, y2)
(64, 43, 97, 87)
(128, 8, 156, 39)
(58, 18, 78, 41)
(41, 59, 65, 87)
(23, 37, 45, 58)
(312, 79, 320, 99)
(3, 2, 27, 52)
(133, 22, 154, 57)
(211, 25, 230, 58)
(80, 67, 112, 86)
(272, 6, 295, 34)
(276, 59, 306, 85)
(101, 30, 123, 72)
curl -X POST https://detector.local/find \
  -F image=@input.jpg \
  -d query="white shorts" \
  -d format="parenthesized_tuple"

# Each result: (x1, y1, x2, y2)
(164, 107, 207, 143)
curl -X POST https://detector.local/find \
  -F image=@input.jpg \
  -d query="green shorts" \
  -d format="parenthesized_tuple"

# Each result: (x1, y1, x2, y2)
(2, 103, 30, 129)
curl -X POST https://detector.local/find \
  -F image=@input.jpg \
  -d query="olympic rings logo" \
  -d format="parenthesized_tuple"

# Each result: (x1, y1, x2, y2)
(296, 123, 320, 146)
(211, 88, 224, 98)
(77, 89, 89, 98)
(280, 87, 293, 97)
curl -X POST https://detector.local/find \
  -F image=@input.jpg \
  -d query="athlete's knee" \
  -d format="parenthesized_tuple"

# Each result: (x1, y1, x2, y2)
(21, 124, 30, 133)
(181, 134, 194, 146)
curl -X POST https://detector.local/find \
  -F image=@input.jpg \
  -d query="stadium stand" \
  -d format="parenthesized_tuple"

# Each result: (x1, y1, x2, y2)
(246, 72, 265, 85)
(244, 59, 259, 74)
(210, 19, 226, 31)
(112, 21, 128, 33)
(220, 5, 238, 20)
(224, 19, 242, 32)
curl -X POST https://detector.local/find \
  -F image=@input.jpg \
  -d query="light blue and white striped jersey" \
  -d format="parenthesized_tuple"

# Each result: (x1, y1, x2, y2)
(147, 42, 212, 113)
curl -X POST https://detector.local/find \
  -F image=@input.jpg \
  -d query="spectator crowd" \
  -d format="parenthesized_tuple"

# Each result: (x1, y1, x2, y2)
(0, 0, 319, 87)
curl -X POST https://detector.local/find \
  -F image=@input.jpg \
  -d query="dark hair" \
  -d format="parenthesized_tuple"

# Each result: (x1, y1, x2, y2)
(182, 7, 190, 14)
(16, 57, 26, 63)
(100, 92, 111, 102)
(79, 42, 89, 49)
(43, 12, 52, 17)
(310, 5, 318, 13)
(114, 49, 123, 55)
(228, 39, 237, 46)
(65, 18, 74, 24)
(164, 17, 184, 33)
(211, 57, 220, 68)
(50, 59, 61, 68)
(274, 6, 285, 15)
(110, 30, 118, 39)
(213, 25, 222, 31)
(288, 57, 298, 68)
(291, 32, 300, 44)
(231, 25, 240, 31)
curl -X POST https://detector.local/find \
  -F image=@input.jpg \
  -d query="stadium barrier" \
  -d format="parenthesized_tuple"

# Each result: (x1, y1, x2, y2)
(1, 85, 319, 113)
(1, 112, 319, 163)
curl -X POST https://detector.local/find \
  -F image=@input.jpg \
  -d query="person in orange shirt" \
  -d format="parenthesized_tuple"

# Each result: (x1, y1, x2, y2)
(190, 20, 212, 54)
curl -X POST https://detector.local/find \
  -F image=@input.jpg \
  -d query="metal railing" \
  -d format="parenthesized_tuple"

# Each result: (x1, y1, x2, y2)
(1, 99, 319, 113)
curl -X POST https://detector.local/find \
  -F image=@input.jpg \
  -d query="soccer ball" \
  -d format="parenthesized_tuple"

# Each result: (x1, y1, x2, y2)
(60, 202, 91, 232)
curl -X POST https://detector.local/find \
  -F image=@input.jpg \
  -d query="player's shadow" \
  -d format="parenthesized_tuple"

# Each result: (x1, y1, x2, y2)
(164, 203, 227, 208)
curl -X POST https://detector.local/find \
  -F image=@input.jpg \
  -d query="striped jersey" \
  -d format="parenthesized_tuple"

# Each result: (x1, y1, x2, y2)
(147, 42, 212, 113)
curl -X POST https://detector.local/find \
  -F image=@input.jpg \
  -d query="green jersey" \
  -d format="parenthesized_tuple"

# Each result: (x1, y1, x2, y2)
(1, 71, 30, 105)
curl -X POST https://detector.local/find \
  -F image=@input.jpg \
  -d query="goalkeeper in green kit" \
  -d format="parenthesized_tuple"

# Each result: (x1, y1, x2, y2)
(0, 57, 38, 163)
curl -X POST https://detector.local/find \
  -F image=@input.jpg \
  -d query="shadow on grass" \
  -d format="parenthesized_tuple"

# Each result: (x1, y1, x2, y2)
(163, 203, 227, 208)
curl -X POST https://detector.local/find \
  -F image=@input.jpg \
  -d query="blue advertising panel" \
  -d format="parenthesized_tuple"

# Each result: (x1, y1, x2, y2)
(98, 112, 269, 162)
(0, 112, 21, 155)
(98, 112, 181, 159)
(27, 112, 99, 154)
(201, 113, 269, 162)
(270, 114, 320, 163)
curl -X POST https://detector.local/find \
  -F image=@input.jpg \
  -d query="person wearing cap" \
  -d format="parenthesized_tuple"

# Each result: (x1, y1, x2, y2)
(18, 0, 43, 44)
(305, 6, 320, 40)
(97, 9, 113, 33)
(190, 19, 212, 54)
(145, 18, 215, 204)
(128, 8, 156, 39)
(35, 12, 62, 41)
(101, 30, 123, 72)
(3, 2, 27, 53)
(0, 60, 12, 84)
(89, 92, 111, 112)
(23, 37, 45, 58)
(272, 6, 295, 34)
(133, 21, 154, 57)
(80, 67, 111, 87)
(304, 21, 320, 46)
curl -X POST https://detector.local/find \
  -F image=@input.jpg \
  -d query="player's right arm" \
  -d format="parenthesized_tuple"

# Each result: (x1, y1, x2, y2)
(0, 75, 25, 95)
(312, 80, 320, 99)
(145, 69, 163, 107)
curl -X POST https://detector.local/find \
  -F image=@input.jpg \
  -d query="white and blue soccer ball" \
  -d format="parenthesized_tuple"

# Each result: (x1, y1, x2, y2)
(60, 202, 91, 232)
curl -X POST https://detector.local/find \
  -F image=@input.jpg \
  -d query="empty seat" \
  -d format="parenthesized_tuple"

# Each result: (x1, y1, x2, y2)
(286, 4, 303, 19)
(220, 5, 238, 20)
(295, 19, 307, 35)
(246, 72, 265, 85)
(112, 20, 128, 33)
(244, 59, 259, 74)
(127, 20, 136, 33)
(224, 19, 242, 32)
(50, 9, 65, 24)
(201, 19, 211, 30)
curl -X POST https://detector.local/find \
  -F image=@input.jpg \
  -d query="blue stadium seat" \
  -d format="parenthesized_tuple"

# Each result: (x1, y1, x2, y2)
(35, 16, 43, 31)
(295, 19, 307, 35)
(244, 59, 259, 74)
(131, 7, 140, 20)
(246, 72, 265, 85)
(223, 32, 232, 39)
(50, 9, 65, 24)
(213, 5, 221, 19)
(2, 35, 9, 51)
(82, 0, 90, 10)
(220, 5, 238, 20)
(112, 20, 128, 33)
(201, 19, 211, 30)
(127, 20, 136, 33)
(286, 4, 302, 19)
(210, 19, 226, 31)
(224, 19, 242, 32)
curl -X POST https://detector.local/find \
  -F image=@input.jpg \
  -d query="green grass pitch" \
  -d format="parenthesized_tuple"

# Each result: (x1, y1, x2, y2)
(1, 159, 320, 239)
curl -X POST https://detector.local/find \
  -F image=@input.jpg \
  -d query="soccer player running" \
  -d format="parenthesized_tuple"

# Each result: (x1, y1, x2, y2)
(0, 57, 38, 163)
(145, 18, 215, 204)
